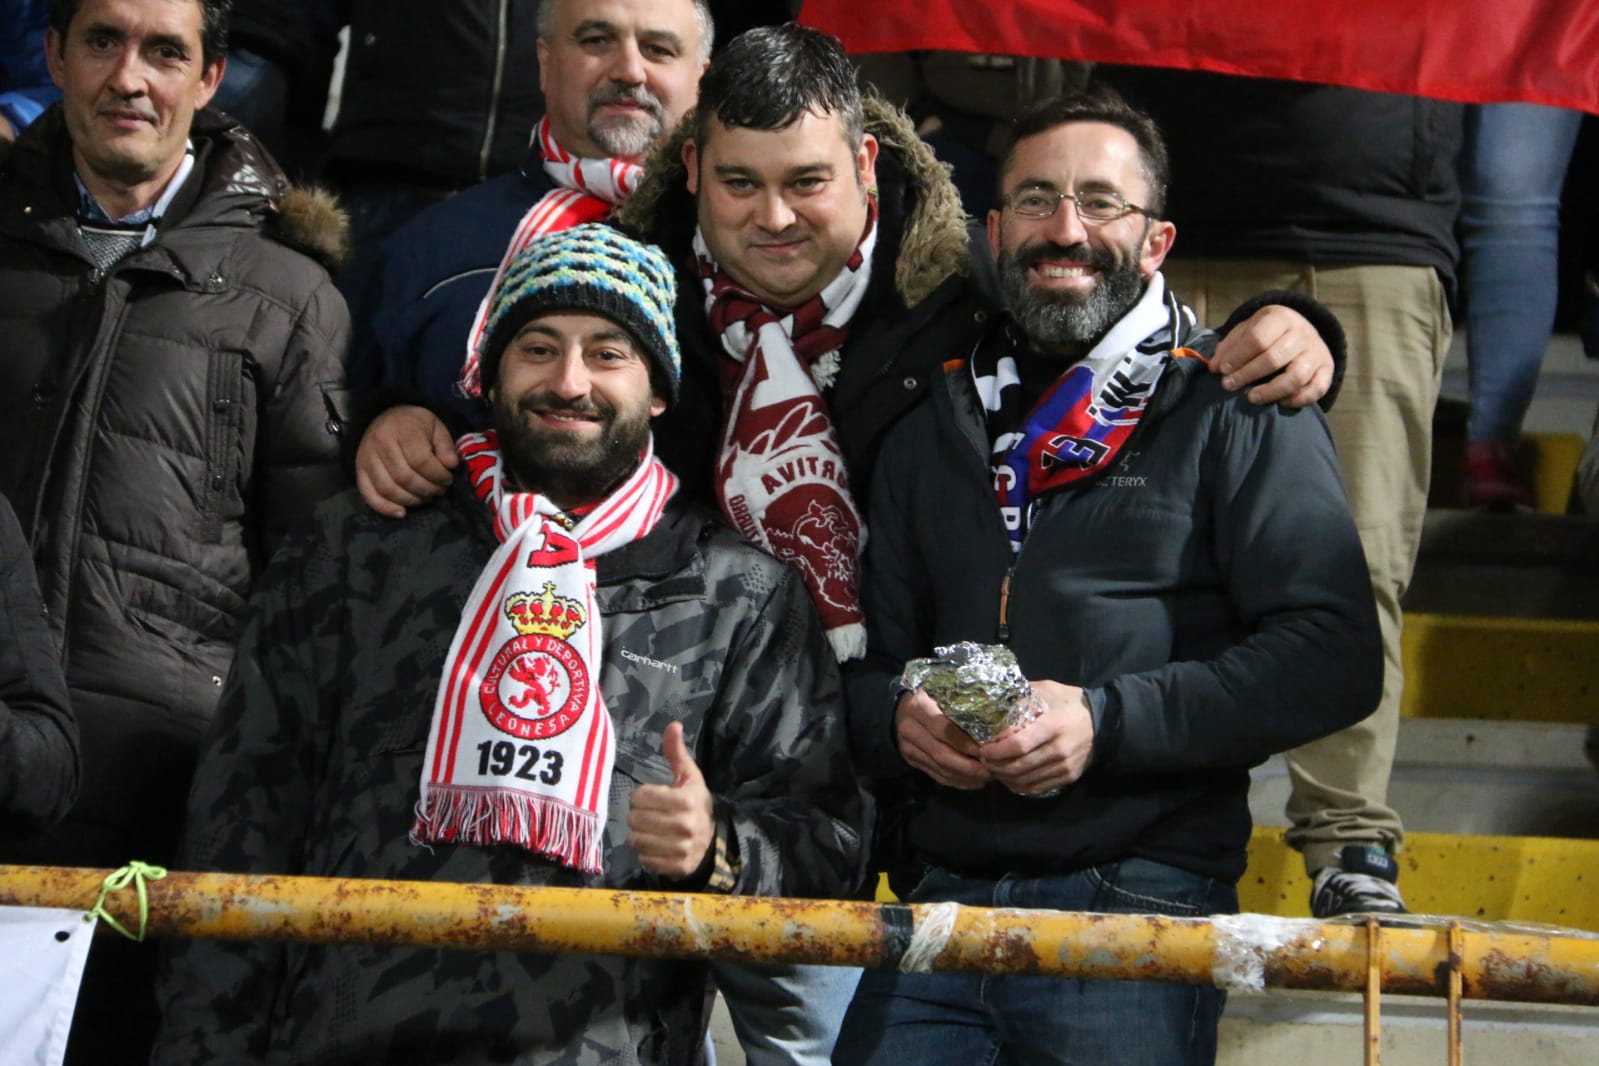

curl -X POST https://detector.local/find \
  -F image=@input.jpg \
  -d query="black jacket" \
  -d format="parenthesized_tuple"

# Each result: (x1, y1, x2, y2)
(1099, 67, 1464, 297)
(229, 0, 545, 187)
(0, 107, 351, 866)
(0, 492, 77, 837)
(848, 299, 1383, 884)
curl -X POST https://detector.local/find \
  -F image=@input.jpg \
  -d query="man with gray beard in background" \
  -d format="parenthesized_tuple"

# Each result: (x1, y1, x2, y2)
(341, 0, 712, 447)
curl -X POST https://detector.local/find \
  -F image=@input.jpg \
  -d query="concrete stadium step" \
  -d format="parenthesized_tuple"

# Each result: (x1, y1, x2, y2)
(1526, 432, 1591, 513)
(1401, 512, 1599, 724)
(1239, 825, 1599, 928)
(1399, 612, 1599, 724)
(1249, 718, 1599, 844)
(1407, 510, 1599, 620)
(1220, 991, 1599, 1066)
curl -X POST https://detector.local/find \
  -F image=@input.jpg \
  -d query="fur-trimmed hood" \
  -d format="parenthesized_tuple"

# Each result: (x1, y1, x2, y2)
(0, 105, 349, 273)
(270, 184, 350, 274)
(618, 95, 970, 310)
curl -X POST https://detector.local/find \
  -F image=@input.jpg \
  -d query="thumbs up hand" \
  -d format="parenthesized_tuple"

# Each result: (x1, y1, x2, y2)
(627, 721, 715, 879)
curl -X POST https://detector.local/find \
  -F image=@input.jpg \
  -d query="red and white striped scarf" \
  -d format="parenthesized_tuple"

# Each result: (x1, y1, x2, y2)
(457, 118, 646, 398)
(412, 431, 678, 873)
(693, 201, 878, 662)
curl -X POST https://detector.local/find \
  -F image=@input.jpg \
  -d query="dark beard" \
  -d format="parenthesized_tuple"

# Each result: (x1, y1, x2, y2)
(997, 241, 1146, 353)
(492, 390, 653, 504)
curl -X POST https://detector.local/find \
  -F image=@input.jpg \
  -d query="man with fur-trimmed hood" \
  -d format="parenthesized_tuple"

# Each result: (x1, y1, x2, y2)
(613, 22, 1350, 1060)
(0, 1, 349, 1060)
(618, 24, 1346, 663)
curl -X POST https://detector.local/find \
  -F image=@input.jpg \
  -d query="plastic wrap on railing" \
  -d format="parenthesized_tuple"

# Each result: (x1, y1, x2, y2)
(1210, 913, 1325, 992)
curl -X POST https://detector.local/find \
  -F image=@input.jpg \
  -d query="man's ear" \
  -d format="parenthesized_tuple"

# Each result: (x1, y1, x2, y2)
(196, 55, 226, 109)
(1139, 218, 1176, 279)
(856, 132, 879, 190)
(649, 393, 668, 418)
(45, 28, 65, 89)
(681, 137, 700, 195)
(986, 208, 1004, 260)
(537, 38, 550, 96)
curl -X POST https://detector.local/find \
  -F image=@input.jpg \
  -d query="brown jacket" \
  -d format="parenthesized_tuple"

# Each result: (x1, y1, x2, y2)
(0, 106, 350, 866)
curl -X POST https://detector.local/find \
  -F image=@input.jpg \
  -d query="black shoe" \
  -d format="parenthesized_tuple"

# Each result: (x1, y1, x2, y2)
(1310, 844, 1406, 918)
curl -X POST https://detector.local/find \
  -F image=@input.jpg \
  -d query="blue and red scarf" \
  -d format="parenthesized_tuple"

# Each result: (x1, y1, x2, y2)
(973, 274, 1209, 550)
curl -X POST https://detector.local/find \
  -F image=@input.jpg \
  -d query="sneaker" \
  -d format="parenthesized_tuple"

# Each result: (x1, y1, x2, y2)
(1463, 440, 1534, 511)
(1310, 844, 1407, 918)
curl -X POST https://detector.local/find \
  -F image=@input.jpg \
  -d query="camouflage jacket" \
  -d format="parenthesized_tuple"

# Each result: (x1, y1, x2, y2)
(152, 479, 865, 1065)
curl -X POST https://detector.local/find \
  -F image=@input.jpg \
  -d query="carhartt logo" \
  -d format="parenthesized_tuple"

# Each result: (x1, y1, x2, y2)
(621, 649, 679, 674)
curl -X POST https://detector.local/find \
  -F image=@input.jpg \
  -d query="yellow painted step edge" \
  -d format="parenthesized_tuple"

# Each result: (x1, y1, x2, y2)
(1401, 612, 1599, 723)
(875, 827, 1599, 934)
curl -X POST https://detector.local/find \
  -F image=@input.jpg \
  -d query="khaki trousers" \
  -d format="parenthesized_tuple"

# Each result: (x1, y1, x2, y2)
(1162, 259, 1451, 874)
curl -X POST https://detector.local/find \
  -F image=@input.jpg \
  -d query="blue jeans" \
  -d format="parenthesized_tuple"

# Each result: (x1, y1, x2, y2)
(1460, 103, 1583, 443)
(832, 860, 1236, 1066)
(714, 961, 862, 1066)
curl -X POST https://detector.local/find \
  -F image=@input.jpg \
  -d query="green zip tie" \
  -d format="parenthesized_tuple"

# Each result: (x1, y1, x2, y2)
(85, 861, 169, 942)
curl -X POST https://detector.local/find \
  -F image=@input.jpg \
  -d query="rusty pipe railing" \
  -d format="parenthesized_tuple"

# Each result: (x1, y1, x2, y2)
(3, 865, 1598, 1006)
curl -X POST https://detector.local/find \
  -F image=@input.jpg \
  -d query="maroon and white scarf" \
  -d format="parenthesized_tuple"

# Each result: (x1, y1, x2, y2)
(693, 203, 878, 662)
(457, 118, 645, 398)
(412, 431, 677, 873)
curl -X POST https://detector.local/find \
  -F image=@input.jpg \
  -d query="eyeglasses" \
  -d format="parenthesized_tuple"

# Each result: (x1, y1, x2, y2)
(1001, 187, 1154, 223)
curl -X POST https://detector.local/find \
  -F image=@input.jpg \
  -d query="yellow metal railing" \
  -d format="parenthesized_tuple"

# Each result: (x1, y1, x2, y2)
(3, 864, 1598, 1004)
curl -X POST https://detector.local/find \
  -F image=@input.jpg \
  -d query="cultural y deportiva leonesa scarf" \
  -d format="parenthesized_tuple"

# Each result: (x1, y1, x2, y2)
(693, 203, 879, 662)
(412, 431, 678, 873)
(973, 272, 1209, 550)
(457, 118, 644, 397)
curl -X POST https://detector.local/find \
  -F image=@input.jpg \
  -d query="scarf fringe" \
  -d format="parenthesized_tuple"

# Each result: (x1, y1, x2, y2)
(412, 785, 603, 875)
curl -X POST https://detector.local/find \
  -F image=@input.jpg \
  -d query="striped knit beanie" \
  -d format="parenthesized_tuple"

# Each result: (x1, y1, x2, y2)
(478, 224, 681, 403)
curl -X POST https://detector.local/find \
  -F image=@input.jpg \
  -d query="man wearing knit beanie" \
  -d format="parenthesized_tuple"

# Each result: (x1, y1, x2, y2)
(476, 224, 684, 507)
(154, 225, 865, 1066)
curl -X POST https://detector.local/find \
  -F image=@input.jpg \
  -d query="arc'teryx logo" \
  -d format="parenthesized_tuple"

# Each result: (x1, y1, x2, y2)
(1100, 450, 1148, 489)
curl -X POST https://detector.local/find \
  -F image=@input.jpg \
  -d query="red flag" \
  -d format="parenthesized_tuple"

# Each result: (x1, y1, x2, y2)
(800, 0, 1599, 113)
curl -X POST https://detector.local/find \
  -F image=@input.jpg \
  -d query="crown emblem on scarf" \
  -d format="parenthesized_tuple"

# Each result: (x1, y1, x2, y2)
(505, 583, 586, 640)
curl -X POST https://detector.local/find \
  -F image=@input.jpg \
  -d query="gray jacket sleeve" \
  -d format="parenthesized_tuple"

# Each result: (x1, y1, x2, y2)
(153, 522, 334, 1064)
(701, 559, 868, 900)
(0, 494, 77, 836)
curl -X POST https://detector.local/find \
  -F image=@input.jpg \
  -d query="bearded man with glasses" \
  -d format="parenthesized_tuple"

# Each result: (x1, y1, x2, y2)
(834, 85, 1383, 1066)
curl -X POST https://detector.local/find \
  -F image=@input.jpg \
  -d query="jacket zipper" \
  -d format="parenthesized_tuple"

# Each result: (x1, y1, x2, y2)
(992, 371, 1178, 647)
(996, 565, 1014, 643)
(478, 0, 510, 182)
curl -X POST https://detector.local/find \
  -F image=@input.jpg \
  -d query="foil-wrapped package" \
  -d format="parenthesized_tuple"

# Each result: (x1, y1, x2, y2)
(900, 641, 1044, 744)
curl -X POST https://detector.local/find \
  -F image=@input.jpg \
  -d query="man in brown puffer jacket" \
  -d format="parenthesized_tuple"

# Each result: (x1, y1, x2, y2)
(0, 0, 350, 1061)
